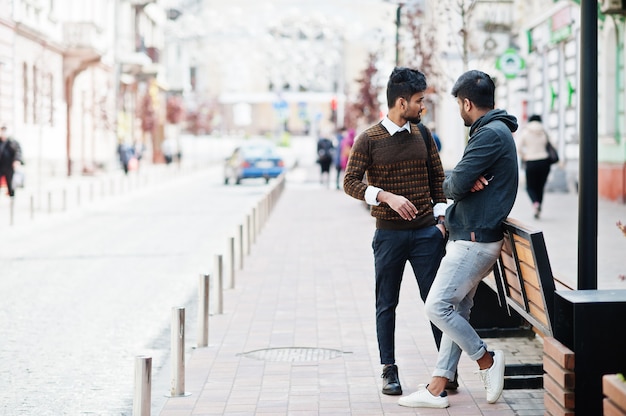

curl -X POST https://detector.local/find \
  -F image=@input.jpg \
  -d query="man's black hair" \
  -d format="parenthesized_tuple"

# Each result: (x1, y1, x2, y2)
(450, 70, 495, 109)
(386, 67, 427, 109)
(528, 114, 542, 123)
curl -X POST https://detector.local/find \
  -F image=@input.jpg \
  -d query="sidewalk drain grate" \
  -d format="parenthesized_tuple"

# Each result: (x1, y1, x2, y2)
(238, 347, 346, 362)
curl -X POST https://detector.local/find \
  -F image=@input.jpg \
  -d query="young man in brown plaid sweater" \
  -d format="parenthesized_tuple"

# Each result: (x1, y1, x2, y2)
(343, 67, 450, 396)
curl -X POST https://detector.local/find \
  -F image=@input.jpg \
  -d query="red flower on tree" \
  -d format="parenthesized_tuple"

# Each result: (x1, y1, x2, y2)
(166, 95, 185, 124)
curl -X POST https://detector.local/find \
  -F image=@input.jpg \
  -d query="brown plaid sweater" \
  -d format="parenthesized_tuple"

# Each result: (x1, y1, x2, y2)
(343, 122, 446, 230)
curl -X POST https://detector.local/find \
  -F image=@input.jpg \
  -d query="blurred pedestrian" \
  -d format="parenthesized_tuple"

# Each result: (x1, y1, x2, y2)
(117, 142, 135, 175)
(0, 124, 24, 198)
(339, 128, 355, 173)
(399, 70, 518, 409)
(516, 114, 553, 219)
(316, 135, 334, 186)
(162, 137, 175, 164)
(343, 67, 448, 396)
(333, 127, 346, 189)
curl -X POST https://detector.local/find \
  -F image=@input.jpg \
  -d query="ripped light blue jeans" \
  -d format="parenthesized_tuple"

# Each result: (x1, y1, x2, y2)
(424, 239, 503, 381)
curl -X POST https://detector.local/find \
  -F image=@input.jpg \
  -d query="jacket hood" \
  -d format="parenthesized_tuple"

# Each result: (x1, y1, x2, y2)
(470, 109, 518, 136)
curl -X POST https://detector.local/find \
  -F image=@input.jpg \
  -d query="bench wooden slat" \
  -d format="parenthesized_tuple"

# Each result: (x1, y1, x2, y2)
(519, 262, 540, 286)
(503, 266, 523, 294)
(603, 398, 626, 416)
(603, 375, 626, 412)
(528, 302, 549, 326)
(512, 234, 535, 265)
(544, 337, 575, 370)
(544, 389, 575, 416)
(505, 283, 525, 307)
(522, 282, 543, 306)
(544, 373, 575, 409)
(500, 251, 516, 272)
(543, 355, 575, 390)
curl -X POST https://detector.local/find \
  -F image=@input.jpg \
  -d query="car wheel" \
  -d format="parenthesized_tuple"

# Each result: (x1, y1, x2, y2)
(264, 177, 270, 184)
(235, 177, 242, 185)
(224, 177, 229, 185)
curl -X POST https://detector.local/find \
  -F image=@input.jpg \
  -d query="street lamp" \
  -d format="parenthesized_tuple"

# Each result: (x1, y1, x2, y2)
(384, 0, 423, 66)
(382, 0, 405, 66)
(395, 3, 403, 66)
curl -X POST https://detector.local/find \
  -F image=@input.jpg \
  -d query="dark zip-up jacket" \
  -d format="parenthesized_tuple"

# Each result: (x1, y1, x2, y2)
(444, 109, 519, 242)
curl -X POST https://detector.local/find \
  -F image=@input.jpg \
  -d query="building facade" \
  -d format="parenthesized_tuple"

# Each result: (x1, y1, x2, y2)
(0, 0, 170, 181)
(426, 0, 625, 202)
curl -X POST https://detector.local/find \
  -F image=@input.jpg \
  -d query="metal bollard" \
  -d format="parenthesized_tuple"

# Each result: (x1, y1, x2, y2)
(62, 189, 67, 211)
(258, 200, 264, 231)
(30, 195, 34, 220)
(90, 182, 94, 202)
(197, 274, 210, 347)
(77, 186, 81, 206)
(133, 355, 151, 416)
(47, 191, 52, 214)
(169, 307, 190, 397)
(213, 255, 223, 315)
(251, 207, 257, 244)
(228, 237, 235, 289)
(238, 224, 244, 270)
(9, 196, 14, 226)
(246, 215, 251, 255)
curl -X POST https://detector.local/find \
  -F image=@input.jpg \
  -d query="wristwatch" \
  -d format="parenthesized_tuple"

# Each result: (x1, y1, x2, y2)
(437, 217, 446, 226)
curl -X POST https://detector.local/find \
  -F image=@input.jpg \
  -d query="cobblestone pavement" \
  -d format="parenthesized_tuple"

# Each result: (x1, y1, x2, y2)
(0, 163, 274, 415)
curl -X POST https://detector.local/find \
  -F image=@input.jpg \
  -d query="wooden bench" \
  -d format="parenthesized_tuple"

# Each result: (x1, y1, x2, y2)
(472, 218, 576, 416)
(482, 218, 573, 338)
(475, 218, 626, 415)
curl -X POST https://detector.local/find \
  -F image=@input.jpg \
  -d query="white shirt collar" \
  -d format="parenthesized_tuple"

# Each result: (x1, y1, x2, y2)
(381, 116, 410, 135)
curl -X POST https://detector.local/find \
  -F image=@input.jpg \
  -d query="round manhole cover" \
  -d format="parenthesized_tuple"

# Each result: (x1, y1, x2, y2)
(238, 347, 347, 362)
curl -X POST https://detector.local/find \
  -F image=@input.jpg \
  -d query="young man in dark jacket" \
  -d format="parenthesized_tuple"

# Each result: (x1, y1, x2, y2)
(0, 125, 23, 197)
(398, 70, 519, 409)
(343, 67, 448, 396)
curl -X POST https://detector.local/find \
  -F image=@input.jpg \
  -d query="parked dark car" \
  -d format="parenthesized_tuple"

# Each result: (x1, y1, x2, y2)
(224, 140, 285, 185)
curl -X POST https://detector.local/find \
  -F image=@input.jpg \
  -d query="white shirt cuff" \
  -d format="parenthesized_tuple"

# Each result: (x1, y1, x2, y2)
(433, 202, 448, 218)
(365, 185, 383, 206)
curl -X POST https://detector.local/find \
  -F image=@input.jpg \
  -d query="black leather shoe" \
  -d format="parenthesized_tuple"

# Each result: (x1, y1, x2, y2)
(381, 364, 402, 395)
(445, 371, 459, 391)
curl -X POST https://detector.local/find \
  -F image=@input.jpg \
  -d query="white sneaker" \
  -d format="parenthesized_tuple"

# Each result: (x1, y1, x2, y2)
(478, 350, 505, 403)
(398, 386, 449, 408)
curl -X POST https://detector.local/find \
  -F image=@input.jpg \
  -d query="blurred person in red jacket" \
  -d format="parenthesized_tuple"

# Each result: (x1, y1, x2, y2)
(0, 124, 24, 197)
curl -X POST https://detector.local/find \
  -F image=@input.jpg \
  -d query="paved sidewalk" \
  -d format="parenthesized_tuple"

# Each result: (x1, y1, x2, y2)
(159, 173, 581, 415)
(2, 135, 623, 414)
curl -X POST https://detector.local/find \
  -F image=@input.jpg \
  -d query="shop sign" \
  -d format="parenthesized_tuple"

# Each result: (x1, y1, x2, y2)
(550, 6, 573, 44)
(496, 48, 525, 79)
